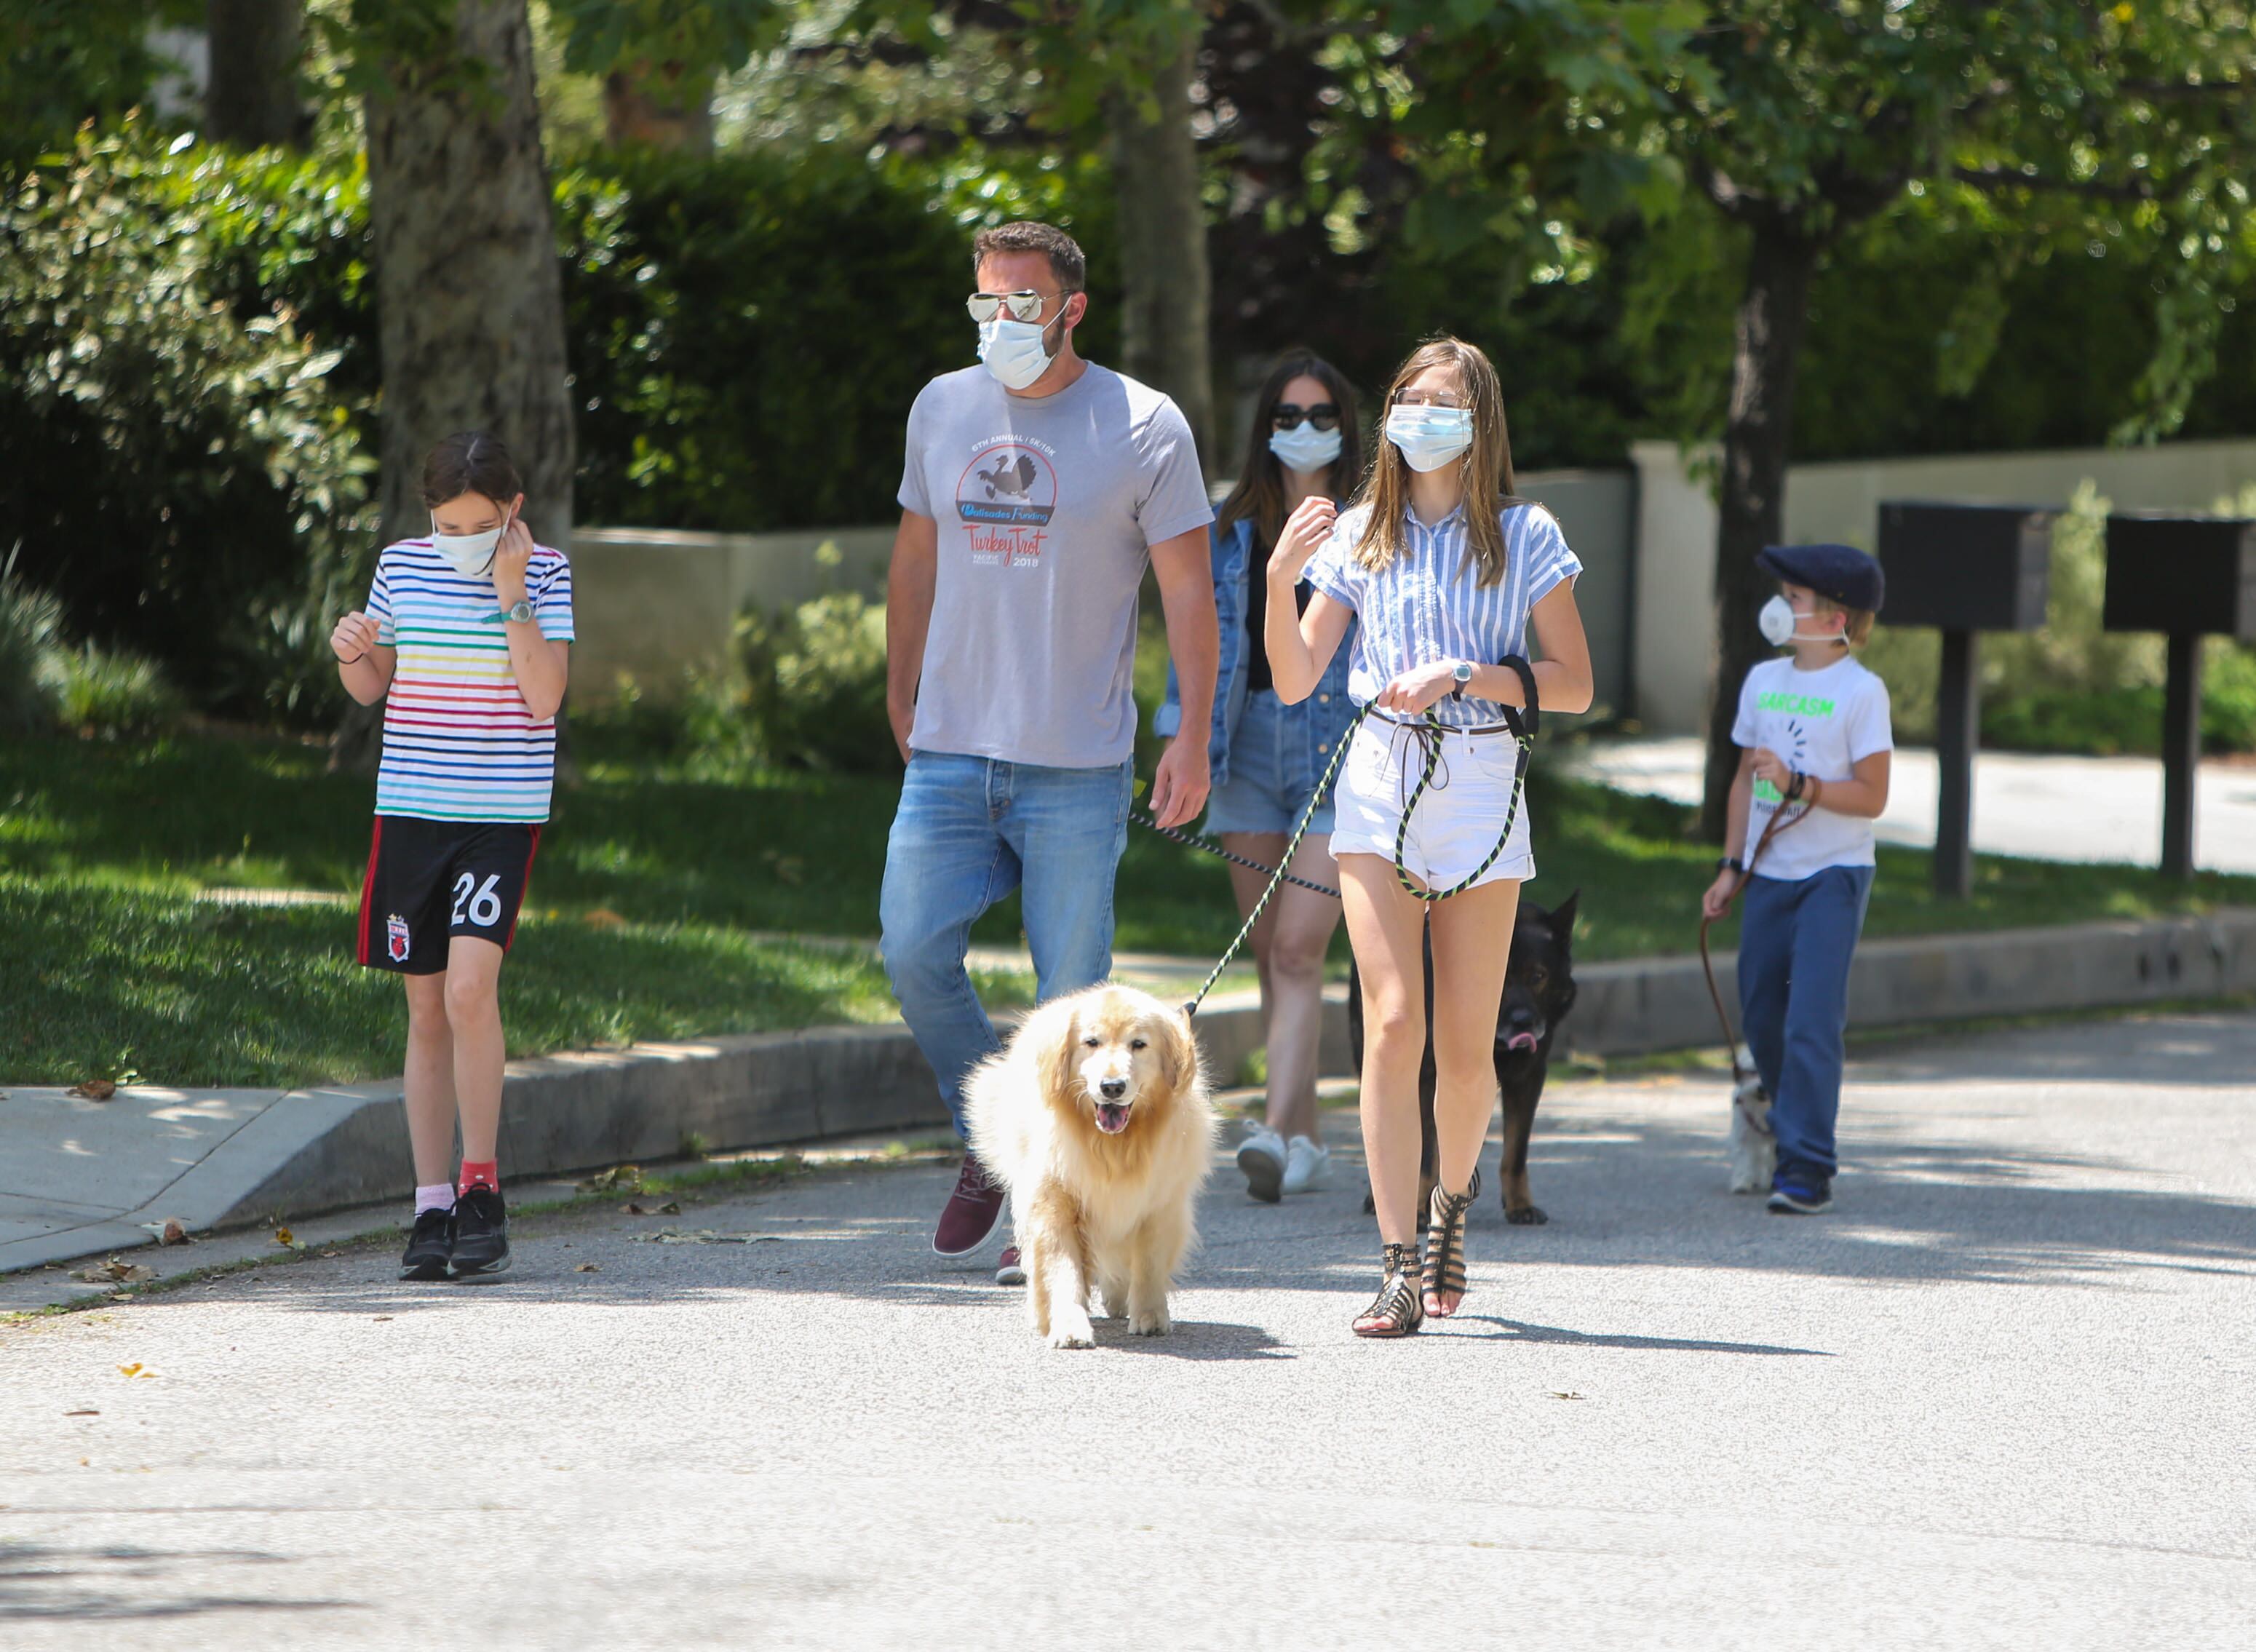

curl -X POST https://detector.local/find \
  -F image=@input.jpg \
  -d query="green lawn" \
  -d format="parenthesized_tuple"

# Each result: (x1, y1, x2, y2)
(7, 725, 2255, 1087)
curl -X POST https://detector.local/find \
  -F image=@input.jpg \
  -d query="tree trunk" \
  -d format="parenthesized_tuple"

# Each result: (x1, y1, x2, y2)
(345, 0, 572, 771)
(1699, 221, 1819, 838)
(603, 59, 715, 154)
(204, 0, 305, 148)
(1104, 28, 1214, 468)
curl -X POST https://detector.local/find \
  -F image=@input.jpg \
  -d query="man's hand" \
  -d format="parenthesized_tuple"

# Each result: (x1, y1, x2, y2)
(1147, 733, 1210, 830)
(330, 611, 379, 663)
(1375, 660, 1460, 715)
(1749, 747, 1790, 790)
(493, 504, 533, 606)
(888, 695, 915, 766)
(1702, 869, 1741, 921)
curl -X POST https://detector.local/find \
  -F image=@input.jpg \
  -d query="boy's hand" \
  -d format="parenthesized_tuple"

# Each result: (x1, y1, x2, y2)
(1749, 747, 1790, 790)
(1702, 869, 1741, 921)
(493, 505, 533, 605)
(331, 611, 379, 663)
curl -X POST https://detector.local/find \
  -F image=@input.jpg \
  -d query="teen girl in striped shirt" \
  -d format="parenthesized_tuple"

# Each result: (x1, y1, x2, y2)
(330, 432, 573, 1283)
(1266, 337, 1594, 1338)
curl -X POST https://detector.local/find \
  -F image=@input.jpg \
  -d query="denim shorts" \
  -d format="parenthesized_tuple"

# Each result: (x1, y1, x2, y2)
(1204, 688, 1338, 837)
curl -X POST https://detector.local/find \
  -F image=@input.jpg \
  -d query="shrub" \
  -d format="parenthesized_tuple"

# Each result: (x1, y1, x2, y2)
(739, 591, 897, 774)
(0, 560, 65, 733)
(47, 643, 185, 738)
(0, 122, 376, 725)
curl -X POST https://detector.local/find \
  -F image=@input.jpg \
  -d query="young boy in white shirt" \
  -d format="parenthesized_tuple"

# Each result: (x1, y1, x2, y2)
(1701, 544, 1891, 1214)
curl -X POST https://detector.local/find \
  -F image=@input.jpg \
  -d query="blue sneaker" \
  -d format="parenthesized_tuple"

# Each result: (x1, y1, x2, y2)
(1766, 1175, 1832, 1215)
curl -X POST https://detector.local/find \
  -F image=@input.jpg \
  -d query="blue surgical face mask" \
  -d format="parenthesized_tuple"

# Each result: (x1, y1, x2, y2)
(430, 519, 501, 577)
(1385, 405, 1474, 473)
(1268, 421, 1343, 474)
(978, 316, 1055, 390)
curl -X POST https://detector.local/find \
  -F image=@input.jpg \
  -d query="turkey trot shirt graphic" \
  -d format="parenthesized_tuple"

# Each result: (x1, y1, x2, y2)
(955, 435, 1059, 565)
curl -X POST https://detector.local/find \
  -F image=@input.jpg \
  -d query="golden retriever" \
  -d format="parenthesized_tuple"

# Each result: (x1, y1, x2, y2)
(964, 984, 1215, 1349)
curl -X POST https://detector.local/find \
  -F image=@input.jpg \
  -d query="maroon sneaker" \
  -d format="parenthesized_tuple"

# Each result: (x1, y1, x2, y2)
(932, 1152, 1007, 1258)
(995, 1246, 1025, 1286)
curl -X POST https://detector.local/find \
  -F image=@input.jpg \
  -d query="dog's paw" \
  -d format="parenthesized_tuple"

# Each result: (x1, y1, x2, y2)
(1128, 1306, 1172, 1336)
(1505, 1203, 1548, 1226)
(1046, 1311, 1097, 1349)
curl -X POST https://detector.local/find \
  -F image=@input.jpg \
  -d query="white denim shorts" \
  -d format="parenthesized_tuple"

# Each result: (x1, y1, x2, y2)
(1329, 718, 1536, 891)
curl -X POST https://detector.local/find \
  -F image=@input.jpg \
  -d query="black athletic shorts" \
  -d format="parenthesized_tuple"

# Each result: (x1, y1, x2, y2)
(355, 816, 541, 974)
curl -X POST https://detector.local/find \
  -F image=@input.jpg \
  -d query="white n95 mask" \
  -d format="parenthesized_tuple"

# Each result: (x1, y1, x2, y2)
(1759, 595, 1841, 646)
(431, 521, 502, 578)
(978, 317, 1054, 390)
(1385, 405, 1474, 472)
(1268, 422, 1343, 474)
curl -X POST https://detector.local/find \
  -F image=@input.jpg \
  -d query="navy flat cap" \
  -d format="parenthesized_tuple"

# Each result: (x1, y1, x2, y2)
(1757, 543, 1885, 614)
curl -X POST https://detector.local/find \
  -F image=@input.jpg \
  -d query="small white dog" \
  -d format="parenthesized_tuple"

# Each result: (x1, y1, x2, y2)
(964, 984, 1215, 1349)
(1728, 1049, 1777, 1194)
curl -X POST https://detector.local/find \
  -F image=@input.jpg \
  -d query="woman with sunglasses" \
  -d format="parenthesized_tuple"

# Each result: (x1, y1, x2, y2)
(1159, 352, 1362, 1204)
(1266, 335, 1593, 1338)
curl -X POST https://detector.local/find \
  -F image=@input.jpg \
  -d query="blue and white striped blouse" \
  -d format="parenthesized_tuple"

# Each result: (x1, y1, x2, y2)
(1303, 500, 1581, 728)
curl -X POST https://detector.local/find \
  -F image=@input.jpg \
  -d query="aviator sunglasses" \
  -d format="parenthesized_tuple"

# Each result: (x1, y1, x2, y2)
(966, 290, 1061, 323)
(1271, 401, 1342, 431)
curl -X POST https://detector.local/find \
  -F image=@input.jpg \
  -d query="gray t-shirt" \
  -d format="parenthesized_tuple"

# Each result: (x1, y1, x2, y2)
(897, 363, 1214, 768)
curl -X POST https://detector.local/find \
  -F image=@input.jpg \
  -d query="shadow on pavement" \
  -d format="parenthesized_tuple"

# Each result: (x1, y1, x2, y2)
(0, 1543, 356, 1623)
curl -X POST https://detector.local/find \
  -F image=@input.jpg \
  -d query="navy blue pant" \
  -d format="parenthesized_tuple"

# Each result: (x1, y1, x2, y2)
(1737, 865, 1875, 1188)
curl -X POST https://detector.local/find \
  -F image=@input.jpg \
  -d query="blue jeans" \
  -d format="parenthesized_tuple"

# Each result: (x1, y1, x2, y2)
(1737, 864, 1875, 1188)
(879, 752, 1132, 1137)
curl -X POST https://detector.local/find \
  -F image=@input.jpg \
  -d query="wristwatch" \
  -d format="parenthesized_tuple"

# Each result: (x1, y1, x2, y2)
(503, 598, 535, 624)
(1450, 661, 1474, 701)
(1717, 856, 1745, 874)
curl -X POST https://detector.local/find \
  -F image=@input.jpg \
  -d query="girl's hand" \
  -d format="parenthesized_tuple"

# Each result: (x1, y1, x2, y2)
(1376, 660, 1460, 715)
(1267, 494, 1336, 584)
(331, 611, 379, 663)
(493, 504, 534, 604)
(1702, 869, 1741, 921)
(1749, 747, 1790, 790)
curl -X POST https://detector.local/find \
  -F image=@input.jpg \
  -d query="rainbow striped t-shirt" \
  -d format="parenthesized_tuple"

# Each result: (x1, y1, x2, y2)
(366, 539, 576, 822)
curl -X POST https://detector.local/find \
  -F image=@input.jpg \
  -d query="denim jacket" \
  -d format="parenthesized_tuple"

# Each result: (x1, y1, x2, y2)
(1154, 515, 1358, 789)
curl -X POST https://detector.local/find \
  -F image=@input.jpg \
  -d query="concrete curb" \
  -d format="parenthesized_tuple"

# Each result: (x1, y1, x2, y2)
(9, 910, 2253, 1273)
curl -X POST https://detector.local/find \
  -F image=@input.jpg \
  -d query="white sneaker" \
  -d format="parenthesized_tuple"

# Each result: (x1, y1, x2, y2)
(1282, 1135, 1332, 1194)
(1236, 1124, 1285, 1204)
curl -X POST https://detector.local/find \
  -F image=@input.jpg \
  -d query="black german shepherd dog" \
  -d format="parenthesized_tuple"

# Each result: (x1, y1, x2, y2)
(1351, 892, 1578, 1223)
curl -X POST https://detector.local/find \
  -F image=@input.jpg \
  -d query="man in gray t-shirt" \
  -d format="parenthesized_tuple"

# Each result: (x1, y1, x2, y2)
(881, 221, 1218, 1270)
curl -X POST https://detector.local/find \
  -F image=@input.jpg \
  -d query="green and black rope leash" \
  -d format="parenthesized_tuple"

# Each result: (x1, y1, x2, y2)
(1158, 657, 1541, 1018)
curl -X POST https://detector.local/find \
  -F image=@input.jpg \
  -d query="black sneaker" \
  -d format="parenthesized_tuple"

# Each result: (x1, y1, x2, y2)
(1766, 1175, 1833, 1215)
(400, 1206, 454, 1280)
(449, 1185, 512, 1277)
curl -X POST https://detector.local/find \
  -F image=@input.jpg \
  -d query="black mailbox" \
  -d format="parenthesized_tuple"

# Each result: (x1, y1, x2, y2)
(1878, 501, 2052, 632)
(2102, 513, 2256, 880)
(2102, 514, 2256, 640)
(1876, 500, 2058, 898)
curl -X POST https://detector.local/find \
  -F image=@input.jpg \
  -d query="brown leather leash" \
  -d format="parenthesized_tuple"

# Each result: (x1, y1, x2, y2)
(1698, 771, 1826, 1088)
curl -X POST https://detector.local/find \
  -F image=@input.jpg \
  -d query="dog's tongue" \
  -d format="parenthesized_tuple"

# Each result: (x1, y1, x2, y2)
(1095, 1102, 1131, 1134)
(1506, 1032, 1539, 1053)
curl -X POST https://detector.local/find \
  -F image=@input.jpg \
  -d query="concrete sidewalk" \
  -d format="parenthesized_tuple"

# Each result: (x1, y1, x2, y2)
(1568, 735, 2256, 873)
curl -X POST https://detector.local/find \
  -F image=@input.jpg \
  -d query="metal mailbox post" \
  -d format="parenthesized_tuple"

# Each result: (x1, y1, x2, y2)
(1877, 501, 2056, 898)
(2102, 514, 2256, 881)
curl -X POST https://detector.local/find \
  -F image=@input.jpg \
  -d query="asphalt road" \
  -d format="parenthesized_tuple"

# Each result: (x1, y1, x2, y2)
(4, 1012, 2252, 1650)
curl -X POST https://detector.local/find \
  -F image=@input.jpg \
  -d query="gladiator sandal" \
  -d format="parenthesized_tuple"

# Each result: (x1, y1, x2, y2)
(1423, 1182, 1475, 1317)
(1351, 1242, 1426, 1338)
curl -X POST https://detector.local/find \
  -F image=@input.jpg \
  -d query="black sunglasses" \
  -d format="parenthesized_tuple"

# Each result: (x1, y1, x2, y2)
(1271, 402, 1342, 432)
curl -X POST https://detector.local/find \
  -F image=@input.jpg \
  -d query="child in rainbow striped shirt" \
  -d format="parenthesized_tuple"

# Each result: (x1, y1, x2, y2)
(330, 431, 573, 1282)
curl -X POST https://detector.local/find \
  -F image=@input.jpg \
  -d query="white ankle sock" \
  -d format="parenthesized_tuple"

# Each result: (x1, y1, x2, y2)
(414, 1182, 456, 1215)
